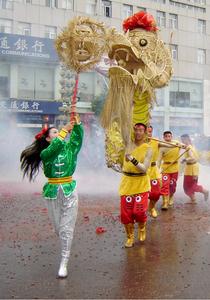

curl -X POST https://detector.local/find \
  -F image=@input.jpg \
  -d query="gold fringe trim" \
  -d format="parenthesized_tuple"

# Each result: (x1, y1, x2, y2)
(105, 122, 125, 168)
(100, 66, 136, 147)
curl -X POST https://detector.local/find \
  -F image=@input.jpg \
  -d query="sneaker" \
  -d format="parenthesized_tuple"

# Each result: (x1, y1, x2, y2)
(57, 259, 68, 278)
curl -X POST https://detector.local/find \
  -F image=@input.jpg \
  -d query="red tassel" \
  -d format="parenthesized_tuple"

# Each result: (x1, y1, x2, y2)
(35, 127, 48, 140)
(96, 227, 107, 234)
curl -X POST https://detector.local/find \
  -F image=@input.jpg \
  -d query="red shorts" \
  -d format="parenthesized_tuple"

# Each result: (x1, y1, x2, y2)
(149, 179, 161, 202)
(161, 172, 178, 196)
(120, 192, 149, 224)
(183, 175, 203, 197)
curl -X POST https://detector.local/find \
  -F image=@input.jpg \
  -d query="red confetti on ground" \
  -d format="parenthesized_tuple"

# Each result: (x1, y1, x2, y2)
(33, 192, 42, 196)
(2, 192, 12, 197)
(83, 215, 90, 222)
(112, 215, 120, 222)
(95, 227, 107, 234)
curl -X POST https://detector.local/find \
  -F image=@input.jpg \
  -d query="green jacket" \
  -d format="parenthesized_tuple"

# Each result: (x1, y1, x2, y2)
(40, 124, 84, 199)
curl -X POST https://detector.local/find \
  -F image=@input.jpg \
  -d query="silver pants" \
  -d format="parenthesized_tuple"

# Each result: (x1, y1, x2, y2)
(45, 187, 78, 260)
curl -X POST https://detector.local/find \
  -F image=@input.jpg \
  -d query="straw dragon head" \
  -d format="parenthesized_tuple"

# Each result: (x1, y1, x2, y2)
(107, 11, 173, 89)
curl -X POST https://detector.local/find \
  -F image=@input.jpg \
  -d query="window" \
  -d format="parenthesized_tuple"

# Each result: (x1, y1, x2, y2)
(18, 22, 31, 36)
(169, 14, 178, 29)
(156, 88, 165, 106)
(170, 91, 190, 107)
(0, 63, 10, 99)
(61, 0, 73, 9)
(45, 26, 57, 39)
(86, 0, 96, 15)
(198, 19, 206, 34)
(35, 68, 54, 99)
(45, 0, 58, 8)
(197, 48, 206, 64)
(169, 0, 206, 13)
(78, 72, 95, 102)
(194, 0, 206, 4)
(137, 7, 146, 12)
(123, 4, 133, 19)
(0, 19, 12, 33)
(102, 0, 112, 17)
(171, 44, 178, 60)
(0, 0, 12, 9)
(18, 66, 54, 100)
(169, 80, 202, 108)
(157, 11, 166, 27)
(152, 0, 165, 3)
(18, 66, 34, 99)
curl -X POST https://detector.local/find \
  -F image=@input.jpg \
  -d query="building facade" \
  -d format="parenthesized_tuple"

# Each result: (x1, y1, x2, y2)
(0, 0, 210, 136)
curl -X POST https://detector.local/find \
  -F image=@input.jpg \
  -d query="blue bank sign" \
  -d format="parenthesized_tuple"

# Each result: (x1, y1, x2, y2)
(0, 33, 58, 62)
(0, 99, 62, 114)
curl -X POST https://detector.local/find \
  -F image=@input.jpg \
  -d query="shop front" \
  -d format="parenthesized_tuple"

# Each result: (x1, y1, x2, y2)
(0, 98, 62, 137)
(0, 32, 60, 133)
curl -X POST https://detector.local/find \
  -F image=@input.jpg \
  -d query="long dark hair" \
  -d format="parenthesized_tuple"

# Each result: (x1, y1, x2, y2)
(20, 127, 54, 181)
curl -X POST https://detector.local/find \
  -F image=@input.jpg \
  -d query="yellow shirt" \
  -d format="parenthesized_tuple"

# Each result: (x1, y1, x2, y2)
(184, 145, 199, 176)
(160, 140, 180, 174)
(119, 143, 151, 196)
(148, 139, 161, 180)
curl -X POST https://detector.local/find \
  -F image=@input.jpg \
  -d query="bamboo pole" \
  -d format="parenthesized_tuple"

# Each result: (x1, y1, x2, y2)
(149, 137, 184, 149)
(161, 148, 189, 174)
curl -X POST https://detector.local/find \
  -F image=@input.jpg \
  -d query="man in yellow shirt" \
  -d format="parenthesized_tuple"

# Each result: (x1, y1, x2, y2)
(181, 134, 209, 202)
(119, 123, 152, 248)
(158, 131, 183, 210)
(147, 126, 184, 217)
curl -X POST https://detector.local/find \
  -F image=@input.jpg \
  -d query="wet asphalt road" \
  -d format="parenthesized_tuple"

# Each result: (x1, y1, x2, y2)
(1, 173, 210, 299)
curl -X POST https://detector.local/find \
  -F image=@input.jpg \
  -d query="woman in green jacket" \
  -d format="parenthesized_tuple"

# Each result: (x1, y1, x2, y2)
(20, 115, 83, 278)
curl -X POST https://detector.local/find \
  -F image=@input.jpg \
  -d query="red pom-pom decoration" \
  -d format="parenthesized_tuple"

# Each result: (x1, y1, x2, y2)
(95, 226, 107, 234)
(35, 127, 48, 140)
(123, 11, 158, 32)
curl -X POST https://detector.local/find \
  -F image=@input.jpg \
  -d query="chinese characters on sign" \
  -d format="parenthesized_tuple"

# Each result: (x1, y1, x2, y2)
(0, 99, 62, 114)
(0, 33, 58, 61)
(0, 100, 41, 112)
